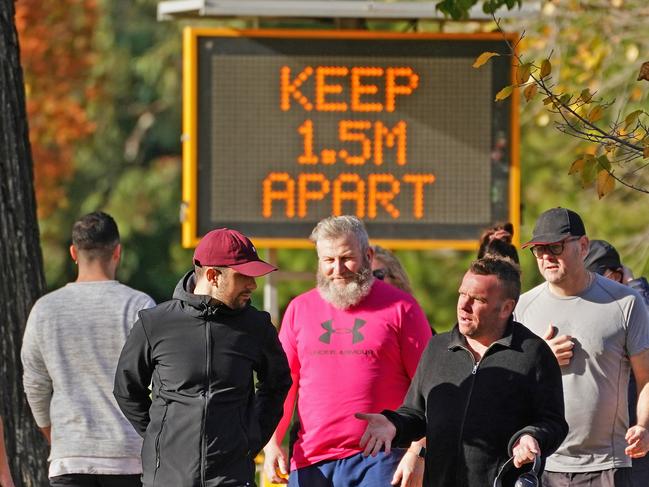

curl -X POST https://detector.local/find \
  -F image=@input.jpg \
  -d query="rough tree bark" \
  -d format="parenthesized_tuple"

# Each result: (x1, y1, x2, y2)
(1, 0, 51, 485)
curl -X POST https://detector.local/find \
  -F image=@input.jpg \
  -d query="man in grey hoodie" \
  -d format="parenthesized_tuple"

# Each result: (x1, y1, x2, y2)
(21, 212, 155, 487)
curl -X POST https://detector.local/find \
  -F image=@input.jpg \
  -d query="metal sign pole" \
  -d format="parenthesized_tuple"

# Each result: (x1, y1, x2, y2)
(264, 248, 279, 324)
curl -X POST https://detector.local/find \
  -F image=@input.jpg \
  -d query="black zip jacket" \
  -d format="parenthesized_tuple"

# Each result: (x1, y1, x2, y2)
(383, 319, 568, 487)
(113, 271, 292, 487)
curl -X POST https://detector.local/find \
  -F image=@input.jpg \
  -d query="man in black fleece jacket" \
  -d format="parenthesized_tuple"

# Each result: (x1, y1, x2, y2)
(114, 228, 291, 487)
(356, 257, 568, 487)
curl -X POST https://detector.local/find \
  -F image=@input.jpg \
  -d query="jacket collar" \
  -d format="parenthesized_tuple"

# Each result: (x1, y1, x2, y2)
(448, 315, 516, 351)
(172, 270, 248, 318)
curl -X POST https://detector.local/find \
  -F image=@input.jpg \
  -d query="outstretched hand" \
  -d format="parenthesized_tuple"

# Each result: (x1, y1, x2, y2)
(355, 412, 397, 457)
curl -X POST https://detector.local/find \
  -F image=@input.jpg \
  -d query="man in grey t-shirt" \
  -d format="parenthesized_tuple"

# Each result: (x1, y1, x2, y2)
(515, 207, 649, 487)
(21, 212, 155, 487)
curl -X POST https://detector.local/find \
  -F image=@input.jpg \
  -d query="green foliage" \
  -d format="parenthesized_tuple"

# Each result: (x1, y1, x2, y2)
(275, 249, 318, 315)
(397, 250, 475, 332)
(436, 0, 522, 20)
(474, 1, 649, 197)
(507, 0, 649, 280)
(34, 0, 649, 330)
(104, 158, 192, 301)
(39, 0, 186, 304)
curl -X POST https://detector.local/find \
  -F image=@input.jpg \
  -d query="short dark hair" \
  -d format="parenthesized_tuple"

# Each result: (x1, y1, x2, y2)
(194, 265, 228, 280)
(469, 257, 521, 302)
(71, 212, 120, 261)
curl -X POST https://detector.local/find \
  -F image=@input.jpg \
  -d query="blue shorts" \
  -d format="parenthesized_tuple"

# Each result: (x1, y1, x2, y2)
(288, 449, 406, 487)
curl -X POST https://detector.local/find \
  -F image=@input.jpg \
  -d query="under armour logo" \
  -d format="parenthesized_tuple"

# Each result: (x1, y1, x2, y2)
(319, 319, 366, 344)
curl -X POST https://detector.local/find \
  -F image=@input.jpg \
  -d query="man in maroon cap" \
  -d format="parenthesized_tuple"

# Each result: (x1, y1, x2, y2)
(114, 228, 292, 487)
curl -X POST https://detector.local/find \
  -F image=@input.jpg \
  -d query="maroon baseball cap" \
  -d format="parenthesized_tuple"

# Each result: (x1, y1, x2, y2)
(193, 228, 277, 277)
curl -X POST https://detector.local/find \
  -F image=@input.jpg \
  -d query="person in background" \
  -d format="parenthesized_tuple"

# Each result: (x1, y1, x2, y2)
(478, 238, 519, 264)
(477, 222, 519, 264)
(356, 257, 568, 487)
(0, 416, 15, 487)
(515, 207, 649, 487)
(478, 222, 514, 250)
(371, 245, 429, 485)
(114, 228, 291, 487)
(371, 245, 414, 295)
(21, 211, 155, 487)
(584, 239, 649, 305)
(263, 216, 432, 487)
(585, 239, 649, 487)
(371, 245, 437, 335)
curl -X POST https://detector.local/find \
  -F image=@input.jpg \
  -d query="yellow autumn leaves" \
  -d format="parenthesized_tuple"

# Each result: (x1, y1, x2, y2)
(473, 48, 649, 198)
(569, 154, 615, 199)
(472, 52, 553, 103)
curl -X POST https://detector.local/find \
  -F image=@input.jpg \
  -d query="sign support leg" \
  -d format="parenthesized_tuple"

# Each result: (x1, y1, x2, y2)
(264, 248, 279, 324)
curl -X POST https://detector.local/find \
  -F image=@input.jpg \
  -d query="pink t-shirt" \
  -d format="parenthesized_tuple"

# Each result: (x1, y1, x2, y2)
(278, 279, 432, 469)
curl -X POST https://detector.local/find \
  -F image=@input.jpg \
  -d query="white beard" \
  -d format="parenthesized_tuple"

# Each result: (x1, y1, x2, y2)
(316, 266, 374, 310)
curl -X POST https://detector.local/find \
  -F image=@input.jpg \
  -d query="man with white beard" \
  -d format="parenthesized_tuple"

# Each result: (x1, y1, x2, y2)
(263, 216, 432, 487)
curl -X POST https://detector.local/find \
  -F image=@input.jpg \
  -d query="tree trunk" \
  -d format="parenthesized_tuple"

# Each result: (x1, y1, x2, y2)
(0, 0, 51, 485)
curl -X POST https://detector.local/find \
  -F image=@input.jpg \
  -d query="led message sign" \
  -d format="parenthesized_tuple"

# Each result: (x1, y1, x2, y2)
(182, 29, 519, 249)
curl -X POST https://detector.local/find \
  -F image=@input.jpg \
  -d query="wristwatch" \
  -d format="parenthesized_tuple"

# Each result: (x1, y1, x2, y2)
(408, 446, 426, 458)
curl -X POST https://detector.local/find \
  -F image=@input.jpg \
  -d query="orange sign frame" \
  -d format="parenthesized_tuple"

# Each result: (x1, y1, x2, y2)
(182, 28, 520, 249)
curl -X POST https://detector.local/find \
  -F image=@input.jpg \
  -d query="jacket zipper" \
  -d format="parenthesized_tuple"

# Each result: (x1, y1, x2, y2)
(238, 409, 252, 457)
(455, 344, 497, 484)
(153, 402, 169, 485)
(200, 319, 211, 487)
(456, 347, 478, 443)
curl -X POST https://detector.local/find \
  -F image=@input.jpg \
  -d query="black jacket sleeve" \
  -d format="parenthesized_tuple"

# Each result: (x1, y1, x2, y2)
(253, 320, 292, 451)
(507, 340, 568, 457)
(113, 318, 154, 437)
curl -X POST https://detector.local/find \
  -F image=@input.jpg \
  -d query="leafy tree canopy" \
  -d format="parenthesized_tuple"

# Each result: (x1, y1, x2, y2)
(17, 0, 649, 330)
